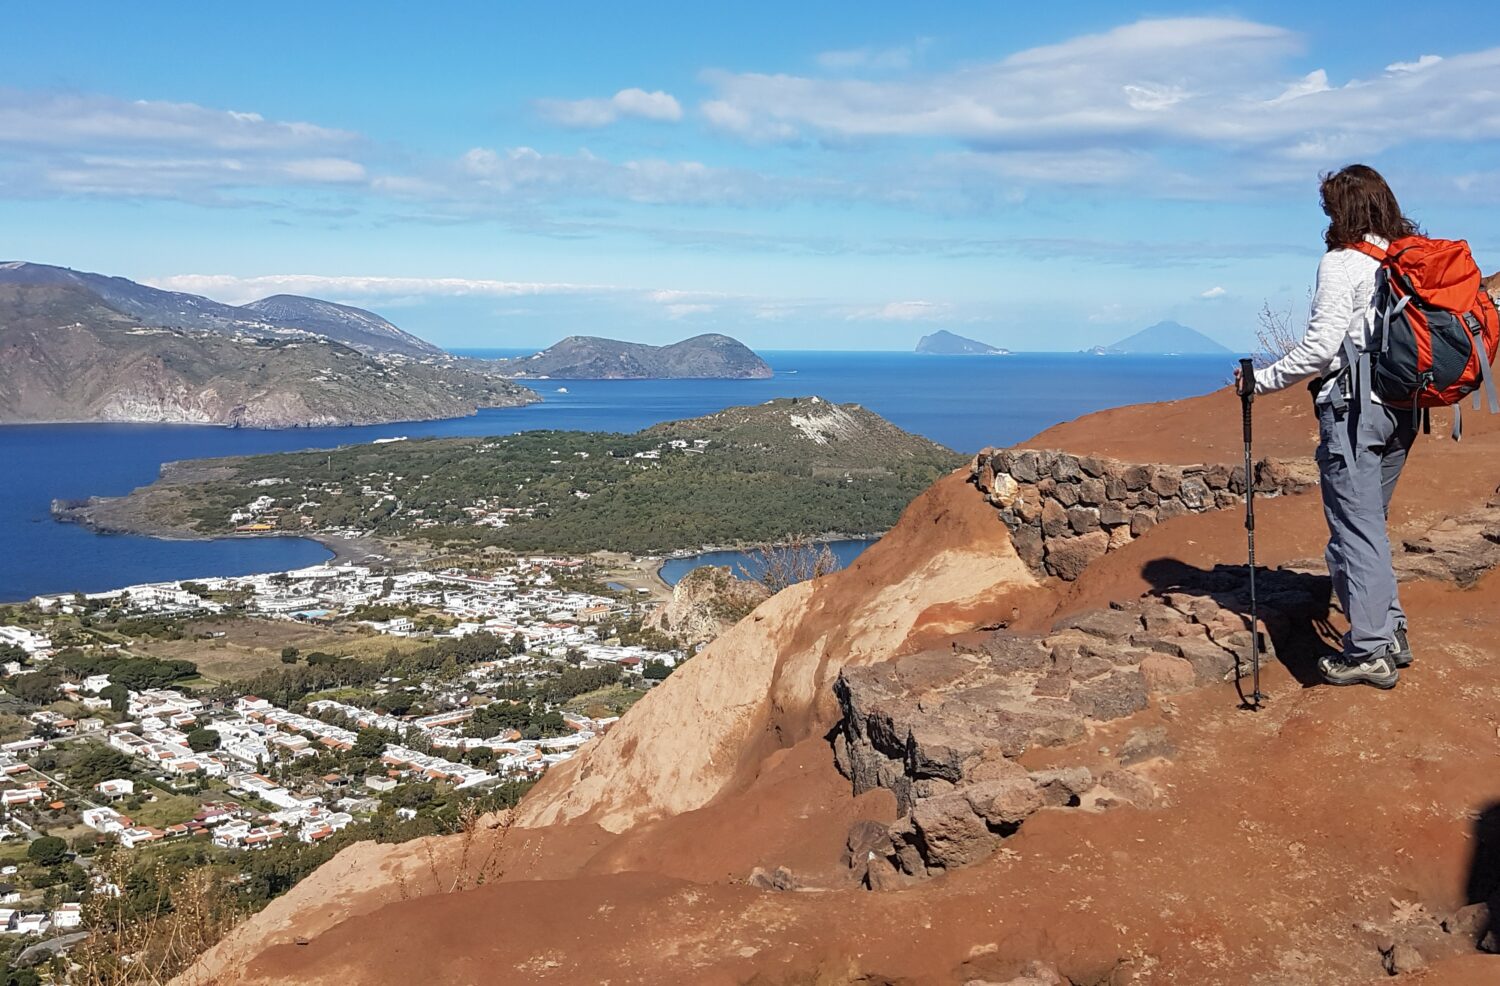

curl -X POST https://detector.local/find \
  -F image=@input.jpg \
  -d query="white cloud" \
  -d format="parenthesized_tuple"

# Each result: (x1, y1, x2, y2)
(146, 273, 617, 306)
(1266, 69, 1331, 105)
(703, 18, 1295, 143)
(1386, 54, 1442, 73)
(536, 88, 682, 128)
(1200, 286, 1227, 298)
(0, 89, 355, 150)
(612, 88, 682, 121)
(816, 39, 931, 72)
(844, 300, 951, 321)
(280, 158, 367, 183)
(1123, 83, 1190, 111)
(452, 144, 813, 206)
(697, 17, 1500, 169)
(0, 88, 366, 202)
(145, 272, 962, 330)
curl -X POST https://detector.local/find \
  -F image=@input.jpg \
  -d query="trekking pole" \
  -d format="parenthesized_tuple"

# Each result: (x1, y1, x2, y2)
(1236, 357, 1265, 711)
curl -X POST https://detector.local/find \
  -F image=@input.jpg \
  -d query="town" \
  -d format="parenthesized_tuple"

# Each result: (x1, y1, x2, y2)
(0, 554, 684, 959)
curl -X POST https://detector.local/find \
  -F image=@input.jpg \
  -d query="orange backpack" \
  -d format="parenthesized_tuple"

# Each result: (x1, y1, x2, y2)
(1350, 236, 1500, 435)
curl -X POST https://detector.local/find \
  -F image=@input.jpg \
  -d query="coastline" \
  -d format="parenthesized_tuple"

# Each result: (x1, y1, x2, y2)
(0, 393, 542, 431)
(17, 513, 878, 605)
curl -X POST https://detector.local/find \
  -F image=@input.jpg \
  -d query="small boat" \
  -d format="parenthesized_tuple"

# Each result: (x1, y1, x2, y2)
(557, 387, 569, 394)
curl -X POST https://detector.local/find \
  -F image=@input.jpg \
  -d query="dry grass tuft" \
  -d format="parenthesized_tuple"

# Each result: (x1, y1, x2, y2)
(71, 857, 243, 986)
(752, 536, 841, 595)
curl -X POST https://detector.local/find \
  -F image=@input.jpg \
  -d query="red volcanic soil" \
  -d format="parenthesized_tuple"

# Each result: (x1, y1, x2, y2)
(191, 386, 1500, 985)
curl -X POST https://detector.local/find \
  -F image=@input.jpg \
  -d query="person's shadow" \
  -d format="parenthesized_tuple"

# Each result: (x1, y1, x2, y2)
(1139, 557, 1338, 688)
(1466, 802, 1500, 945)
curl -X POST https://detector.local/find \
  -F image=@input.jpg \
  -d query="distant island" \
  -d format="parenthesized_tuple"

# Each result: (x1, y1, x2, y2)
(57, 397, 962, 556)
(1088, 320, 1232, 355)
(915, 330, 1011, 356)
(493, 334, 772, 380)
(0, 262, 537, 427)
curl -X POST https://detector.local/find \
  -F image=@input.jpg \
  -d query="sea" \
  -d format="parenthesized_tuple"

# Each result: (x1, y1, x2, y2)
(0, 351, 1233, 600)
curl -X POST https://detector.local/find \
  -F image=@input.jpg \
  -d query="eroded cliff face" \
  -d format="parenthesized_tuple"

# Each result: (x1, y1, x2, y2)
(182, 387, 1500, 986)
(645, 565, 772, 650)
(515, 470, 1038, 833)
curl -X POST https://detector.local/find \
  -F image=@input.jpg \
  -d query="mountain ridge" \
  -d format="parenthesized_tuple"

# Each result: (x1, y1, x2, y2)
(238, 293, 442, 357)
(1094, 319, 1231, 355)
(495, 332, 772, 379)
(0, 279, 537, 427)
(0, 262, 440, 356)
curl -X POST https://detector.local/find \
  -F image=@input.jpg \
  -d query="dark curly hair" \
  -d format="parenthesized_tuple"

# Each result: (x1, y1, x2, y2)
(1320, 164, 1420, 251)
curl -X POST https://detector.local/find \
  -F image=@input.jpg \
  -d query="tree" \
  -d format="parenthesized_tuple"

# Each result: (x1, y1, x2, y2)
(524, 709, 569, 740)
(463, 746, 496, 768)
(466, 701, 533, 739)
(99, 682, 128, 714)
(6, 672, 61, 705)
(186, 728, 220, 753)
(27, 835, 67, 867)
(351, 729, 389, 760)
(68, 746, 134, 787)
(642, 660, 673, 681)
(280, 646, 300, 664)
(379, 692, 413, 716)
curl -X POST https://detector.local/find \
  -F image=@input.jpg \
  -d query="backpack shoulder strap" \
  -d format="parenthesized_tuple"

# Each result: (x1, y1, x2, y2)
(1347, 240, 1389, 263)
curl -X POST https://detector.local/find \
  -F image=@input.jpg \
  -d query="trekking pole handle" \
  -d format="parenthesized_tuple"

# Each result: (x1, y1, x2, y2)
(1238, 358, 1255, 442)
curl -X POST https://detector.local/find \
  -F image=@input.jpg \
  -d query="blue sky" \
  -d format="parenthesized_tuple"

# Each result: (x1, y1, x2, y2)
(3, 1, 1498, 351)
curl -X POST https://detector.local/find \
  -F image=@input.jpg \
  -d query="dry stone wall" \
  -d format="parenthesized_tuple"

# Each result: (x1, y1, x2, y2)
(971, 448, 1316, 580)
(831, 567, 1329, 887)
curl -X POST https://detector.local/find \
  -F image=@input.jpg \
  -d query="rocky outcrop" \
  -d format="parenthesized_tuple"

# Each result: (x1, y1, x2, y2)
(646, 566, 771, 650)
(513, 471, 1037, 833)
(972, 448, 1317, 579)
(1277, 497, 1500, 589)
(832, 566, 1332, 882)
(1397, 506, 1500, 587)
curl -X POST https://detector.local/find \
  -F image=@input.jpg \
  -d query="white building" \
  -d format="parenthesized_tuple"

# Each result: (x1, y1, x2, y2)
(94, 778, 134, 799)
(82, 807, 127, 834)
(0, 626, 51, 656)
(127, 689, 203, 719)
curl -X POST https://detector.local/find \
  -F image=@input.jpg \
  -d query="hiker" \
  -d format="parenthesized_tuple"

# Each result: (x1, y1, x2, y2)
(1235, 164, 1419, 689)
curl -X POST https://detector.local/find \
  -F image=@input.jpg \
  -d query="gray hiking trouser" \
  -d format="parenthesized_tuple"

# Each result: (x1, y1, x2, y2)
(1315, 400, 1417, 661)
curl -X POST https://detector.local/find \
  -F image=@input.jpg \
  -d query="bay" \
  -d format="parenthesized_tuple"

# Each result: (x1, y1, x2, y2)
(658, 539, 878, 588)
(0, 351, 1232, 600)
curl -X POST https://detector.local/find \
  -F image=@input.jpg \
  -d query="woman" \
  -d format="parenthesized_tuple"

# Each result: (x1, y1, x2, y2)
(1239, 164, 1418, 689)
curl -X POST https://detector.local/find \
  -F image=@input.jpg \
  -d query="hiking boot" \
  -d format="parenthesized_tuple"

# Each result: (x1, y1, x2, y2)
(1318, 653, 1400, 689)
(1392, 625, 1413, 668)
